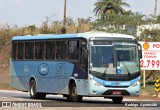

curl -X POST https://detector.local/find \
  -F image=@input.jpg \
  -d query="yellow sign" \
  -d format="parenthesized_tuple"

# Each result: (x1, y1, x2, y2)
(155, 78, 160, 83)
(155, 88, 160, 92)
(155, 78, 160, 93)
(155, 83, 160, 87)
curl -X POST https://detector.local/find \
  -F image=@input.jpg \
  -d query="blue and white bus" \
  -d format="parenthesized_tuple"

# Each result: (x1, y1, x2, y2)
(10, 32, 142, 103)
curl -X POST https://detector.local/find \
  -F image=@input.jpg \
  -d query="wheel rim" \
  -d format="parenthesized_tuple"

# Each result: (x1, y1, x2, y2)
(30, 83, 35, 96)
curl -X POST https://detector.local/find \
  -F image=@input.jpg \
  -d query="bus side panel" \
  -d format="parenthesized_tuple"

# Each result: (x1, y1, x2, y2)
(10, 60, 89, 95)
(10, 60, 75, 93)
(39, 62, 74, 93)
(10, 60, 29, 91)
(10, 76, 30, 91)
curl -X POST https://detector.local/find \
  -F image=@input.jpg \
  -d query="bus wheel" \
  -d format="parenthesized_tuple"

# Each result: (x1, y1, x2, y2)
(112, 97, 123, 104)
(69, 82, 82, 102)
(66, 95, 71, 101)
(30, 80, 38, 99)
(39, 93, 46, 100)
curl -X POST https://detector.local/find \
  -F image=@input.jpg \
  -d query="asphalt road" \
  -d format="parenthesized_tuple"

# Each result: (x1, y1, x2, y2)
(0, 90, 159, 109)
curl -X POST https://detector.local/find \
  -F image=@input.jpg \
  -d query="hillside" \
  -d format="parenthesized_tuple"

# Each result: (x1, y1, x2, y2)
(0, 44, 10, 88)
(0, 68, 10, 88)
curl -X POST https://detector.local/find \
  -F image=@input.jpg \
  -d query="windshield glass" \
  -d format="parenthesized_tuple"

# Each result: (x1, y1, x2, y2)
(90, 41, 140, 75)
(115, 42, 139, 74)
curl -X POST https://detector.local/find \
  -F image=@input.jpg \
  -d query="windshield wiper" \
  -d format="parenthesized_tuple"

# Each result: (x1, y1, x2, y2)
(103, 68, 108, 76)
(121, 61, 131, 77)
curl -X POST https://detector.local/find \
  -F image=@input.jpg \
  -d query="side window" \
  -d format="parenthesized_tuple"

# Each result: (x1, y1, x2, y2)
(35, 42, 44, 60)
(80, 46, 88, 72)
(17, 42, 24, 60)
(45, 41, 55, 60)
(12, 42, 17, 60)
(56, 41, 67, 60)
(68, 41, 79, 59)
(25, 42, 34, 59)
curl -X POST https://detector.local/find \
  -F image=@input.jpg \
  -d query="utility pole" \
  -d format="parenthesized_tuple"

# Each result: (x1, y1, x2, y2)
(61, 0, 67, 34)
(154, 0, 157, 20)
(63, 0, 67, 27)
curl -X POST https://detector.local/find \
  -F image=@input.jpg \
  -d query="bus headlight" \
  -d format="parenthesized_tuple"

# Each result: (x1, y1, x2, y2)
(92, 80, 101, 86)
(132, 81, 140, 87)
(89, 78, 101, 86)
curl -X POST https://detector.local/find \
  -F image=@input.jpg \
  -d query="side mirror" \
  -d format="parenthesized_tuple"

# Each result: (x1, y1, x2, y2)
(138, 43, 142, 59)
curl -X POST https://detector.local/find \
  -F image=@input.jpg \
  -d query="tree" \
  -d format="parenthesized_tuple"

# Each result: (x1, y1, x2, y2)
(93, 0, 130, 18)
(92, 11, 146, 35)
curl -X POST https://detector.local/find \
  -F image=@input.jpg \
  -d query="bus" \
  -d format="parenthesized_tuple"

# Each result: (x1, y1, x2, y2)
(10, 31, 142, 103)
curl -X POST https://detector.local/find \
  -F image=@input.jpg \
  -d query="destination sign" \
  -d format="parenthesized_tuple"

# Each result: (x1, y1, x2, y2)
(93, 41, 112, 45)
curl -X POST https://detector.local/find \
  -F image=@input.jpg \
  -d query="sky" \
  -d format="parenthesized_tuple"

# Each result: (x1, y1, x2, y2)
(0, 0, 160, 27)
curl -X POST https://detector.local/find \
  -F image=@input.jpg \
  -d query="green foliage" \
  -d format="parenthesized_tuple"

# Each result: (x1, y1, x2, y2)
(92, 12, 146, 35)
(94, 0, 130, 19)
(93, 0, 160, 39)
(139, 29, 160, 41)
(156, 15, 160, 23)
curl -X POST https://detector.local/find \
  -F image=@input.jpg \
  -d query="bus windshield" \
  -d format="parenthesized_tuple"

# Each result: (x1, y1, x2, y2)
(90, 41, 140, 75)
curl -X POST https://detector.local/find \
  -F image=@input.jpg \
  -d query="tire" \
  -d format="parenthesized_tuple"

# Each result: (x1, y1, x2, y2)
(112, 97, 123, 104)
(29, 80, 46, 99)
(68, 82, 82, 102)
(38, 93, 46, 100)
(66, 95, 71, 101)
(30, 80, 38, 99)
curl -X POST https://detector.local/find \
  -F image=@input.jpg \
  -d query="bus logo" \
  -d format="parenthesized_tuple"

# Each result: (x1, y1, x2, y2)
(115, 81, 119, 86)
(38, 63, 49, 75)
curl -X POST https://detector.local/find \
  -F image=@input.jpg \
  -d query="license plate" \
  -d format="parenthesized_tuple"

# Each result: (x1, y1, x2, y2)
(112, 91, 121, 95)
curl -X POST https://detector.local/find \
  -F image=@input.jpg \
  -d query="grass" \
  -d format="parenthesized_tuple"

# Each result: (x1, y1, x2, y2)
(139, 72, 160, 99)
(140, 80, 155, 95)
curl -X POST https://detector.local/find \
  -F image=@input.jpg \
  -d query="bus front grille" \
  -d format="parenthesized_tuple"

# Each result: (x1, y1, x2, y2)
(105, 86, 129, 88)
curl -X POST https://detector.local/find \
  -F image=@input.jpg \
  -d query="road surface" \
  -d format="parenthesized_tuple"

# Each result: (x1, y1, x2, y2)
(0, 90, 159, 110)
